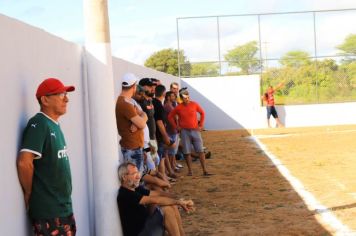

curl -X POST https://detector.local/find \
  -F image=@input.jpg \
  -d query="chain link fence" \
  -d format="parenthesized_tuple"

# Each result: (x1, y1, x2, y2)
(177, 9, 356, 104)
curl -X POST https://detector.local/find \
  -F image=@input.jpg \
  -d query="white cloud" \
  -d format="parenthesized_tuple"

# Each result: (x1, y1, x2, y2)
(315, 11, 356, 56)
(112, 42, 161, 65)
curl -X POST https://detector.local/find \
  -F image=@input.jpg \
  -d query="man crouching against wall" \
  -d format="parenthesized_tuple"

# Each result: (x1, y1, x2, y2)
(117, 162, 194, 236)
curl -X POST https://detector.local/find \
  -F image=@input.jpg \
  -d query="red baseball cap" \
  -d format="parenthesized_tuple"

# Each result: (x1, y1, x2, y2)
(36, 78, 75, 99)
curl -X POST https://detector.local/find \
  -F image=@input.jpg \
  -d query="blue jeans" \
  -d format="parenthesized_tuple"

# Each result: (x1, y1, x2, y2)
(165, 134, 178, 156)
(121, 148, 144, 173)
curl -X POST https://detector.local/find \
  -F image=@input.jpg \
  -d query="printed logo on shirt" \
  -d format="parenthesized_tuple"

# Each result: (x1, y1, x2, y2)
(50, 132, 56, 138)
(31, 123, 37, 128)
(58, 146, 68, 160)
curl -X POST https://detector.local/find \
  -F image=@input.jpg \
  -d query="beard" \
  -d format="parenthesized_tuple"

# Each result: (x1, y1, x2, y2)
(145, 91, 155, 97)
(127, 178, 140, 189)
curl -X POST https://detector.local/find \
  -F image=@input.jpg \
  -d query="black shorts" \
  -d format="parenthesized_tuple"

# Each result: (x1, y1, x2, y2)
(138, 207, 164, 236)
(267, 106, 278, 119)
(32, 214, 76, 236)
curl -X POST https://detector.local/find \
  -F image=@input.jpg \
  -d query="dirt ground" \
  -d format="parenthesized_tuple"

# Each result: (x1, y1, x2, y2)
(172, 125, 356, 236)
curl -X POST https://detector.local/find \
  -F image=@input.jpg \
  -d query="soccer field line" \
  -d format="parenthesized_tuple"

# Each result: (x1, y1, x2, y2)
(253, 129, 356, 139)
(252, 136, 355, 236)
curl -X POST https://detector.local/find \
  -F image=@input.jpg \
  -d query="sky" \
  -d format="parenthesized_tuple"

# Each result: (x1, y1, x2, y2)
(1, 0, 356, 65)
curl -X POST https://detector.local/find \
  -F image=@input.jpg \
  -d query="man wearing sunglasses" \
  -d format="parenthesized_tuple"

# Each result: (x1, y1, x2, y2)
(17, 78, 76, 235)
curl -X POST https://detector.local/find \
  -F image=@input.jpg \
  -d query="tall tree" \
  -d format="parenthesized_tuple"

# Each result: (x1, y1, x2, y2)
(337, 34, 356, 63)
(190, 62, 219, 77)
(224, 41, 260, 74)
(144, 48, 190, 76)
(279, 51, 311, 68)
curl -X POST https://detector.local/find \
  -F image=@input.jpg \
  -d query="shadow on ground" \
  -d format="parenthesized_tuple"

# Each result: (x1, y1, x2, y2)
(173, 130, 332, 235)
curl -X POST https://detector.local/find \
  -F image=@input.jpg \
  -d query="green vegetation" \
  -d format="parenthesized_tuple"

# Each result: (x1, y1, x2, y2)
(190, 62, 219, 77)
(261, 46, 356, 105)
(144, 48, 190, 76)
(144, 34, 356, 104)
(224, 35, 356, 104)
(224, 41, 260, 74)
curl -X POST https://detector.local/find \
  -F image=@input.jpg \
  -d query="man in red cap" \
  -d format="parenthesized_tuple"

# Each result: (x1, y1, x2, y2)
(17, 78, 77, 235)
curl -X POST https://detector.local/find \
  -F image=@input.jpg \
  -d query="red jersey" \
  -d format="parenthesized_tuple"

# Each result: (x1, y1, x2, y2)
(168, 101, 205, 130)
(265, 90, 275, 106)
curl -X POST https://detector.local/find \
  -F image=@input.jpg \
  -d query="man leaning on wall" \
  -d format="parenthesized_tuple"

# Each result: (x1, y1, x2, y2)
(17, 78, 77, 236)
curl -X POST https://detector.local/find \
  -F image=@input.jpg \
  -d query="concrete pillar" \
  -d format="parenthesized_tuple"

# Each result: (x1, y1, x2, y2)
(83, 0, 122, 235)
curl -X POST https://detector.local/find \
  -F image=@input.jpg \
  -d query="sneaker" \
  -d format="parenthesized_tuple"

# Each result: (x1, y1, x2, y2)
(176, 164, 183, 168)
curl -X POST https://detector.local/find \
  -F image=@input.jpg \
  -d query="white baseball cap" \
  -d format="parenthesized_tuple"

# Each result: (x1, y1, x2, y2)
(122, 73, 138, 87)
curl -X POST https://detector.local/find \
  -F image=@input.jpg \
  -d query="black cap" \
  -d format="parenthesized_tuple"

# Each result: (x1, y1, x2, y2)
(179, 87, 189, 98)
(139, 78, 154, 86)
(150, 78, 160, 85)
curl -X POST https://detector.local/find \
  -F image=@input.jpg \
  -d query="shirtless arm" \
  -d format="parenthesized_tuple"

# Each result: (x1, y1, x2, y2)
(17, 152, 35, 209)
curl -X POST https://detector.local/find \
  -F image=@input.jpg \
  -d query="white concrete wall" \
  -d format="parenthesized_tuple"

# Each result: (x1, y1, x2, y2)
(0, 13, 180, 236)
(2, 10, 356, 236)
(0, 14, 91, 235)
(275, 102, 356, 128)
(112, 57, 180, 97)
(182, 76, 356, 130)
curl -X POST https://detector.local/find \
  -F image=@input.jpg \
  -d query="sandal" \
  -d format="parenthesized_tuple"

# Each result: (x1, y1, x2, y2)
(167, 177, 177, 182)
(203, 172, 214, 176)
(168, 173, 178, 179)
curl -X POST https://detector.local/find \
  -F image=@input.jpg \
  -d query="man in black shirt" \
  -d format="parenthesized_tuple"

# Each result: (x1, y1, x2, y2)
(117, 162, 194, 236)
(138, 78, 156, 140)
(152, 85, 177, 179)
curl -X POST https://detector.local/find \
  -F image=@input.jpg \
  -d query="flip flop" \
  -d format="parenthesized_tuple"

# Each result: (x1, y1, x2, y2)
(167, 177, 177, 182)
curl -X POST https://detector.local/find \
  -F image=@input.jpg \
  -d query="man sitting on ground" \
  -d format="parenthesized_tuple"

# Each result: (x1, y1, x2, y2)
(117, 162, 194, 236)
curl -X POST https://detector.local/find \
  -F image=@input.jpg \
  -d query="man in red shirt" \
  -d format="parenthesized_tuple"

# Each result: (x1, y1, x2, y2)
(262, 83, 284, 128)
(168, 87, 212, 176)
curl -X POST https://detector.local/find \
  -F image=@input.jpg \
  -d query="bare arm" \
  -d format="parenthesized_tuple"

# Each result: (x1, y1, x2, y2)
(140, 195, 194, 212)
(149, 188, 176, 198)
(17, 151, 35, 209)
(156, 120, 173, 146)
(275, 82, 284, 90)
(167, 109, 178, 131)
(130, 112, 148, 129)
(196, 103, 205, 130)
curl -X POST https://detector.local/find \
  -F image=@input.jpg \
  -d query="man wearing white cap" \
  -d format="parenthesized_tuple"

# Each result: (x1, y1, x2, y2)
(115, 73, 148, 173)
(17, 78, 77, 235)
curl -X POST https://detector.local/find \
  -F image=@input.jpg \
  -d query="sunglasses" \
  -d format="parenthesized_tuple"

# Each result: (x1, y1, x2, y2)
(46, 92, 68, 99)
